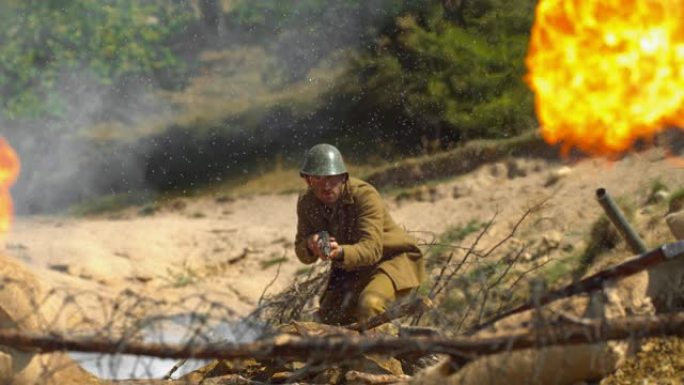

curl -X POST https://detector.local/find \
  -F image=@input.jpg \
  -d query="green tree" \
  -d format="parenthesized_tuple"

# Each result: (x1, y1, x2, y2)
(330, 0, 537, 152)
(0, 0, 192, 118)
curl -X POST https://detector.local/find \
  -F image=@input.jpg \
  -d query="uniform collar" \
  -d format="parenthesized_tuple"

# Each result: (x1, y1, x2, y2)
(341, 179, 354, 205)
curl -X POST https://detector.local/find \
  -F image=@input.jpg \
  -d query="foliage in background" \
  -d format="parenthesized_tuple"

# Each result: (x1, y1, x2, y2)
(327, 0, 537, 154)
(226, 0, 425, 83)
(0, 0, 192, 118)
(5, 0, 544, 213)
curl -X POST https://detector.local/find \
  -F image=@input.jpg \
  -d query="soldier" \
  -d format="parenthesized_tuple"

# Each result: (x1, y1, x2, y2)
(294, 143, 426, 325)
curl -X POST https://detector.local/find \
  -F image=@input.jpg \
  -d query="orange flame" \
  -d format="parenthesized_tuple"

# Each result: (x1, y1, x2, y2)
(0, 138, 20, 237)
(525, 0, 684, 156)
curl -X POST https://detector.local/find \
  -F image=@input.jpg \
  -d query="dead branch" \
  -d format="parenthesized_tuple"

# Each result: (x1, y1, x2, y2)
(429, 210, 498, 301)
(162, 357, 188, 380)
(247, 263, 328, 325)
(4, 312, 684, 361)
(410, 211, 498, 326)
(488, 256, 555, 320)
(227, 247, 251, 265)
(475, 246, 526, 325)
(478, 198, 549, 260)
(257, 251, 284, 307)
(345, 370, 411, 384)
(452, 200, 544, 333)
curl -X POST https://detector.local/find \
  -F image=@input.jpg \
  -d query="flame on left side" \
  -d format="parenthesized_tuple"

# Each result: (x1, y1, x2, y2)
(0, 138, 20, 238)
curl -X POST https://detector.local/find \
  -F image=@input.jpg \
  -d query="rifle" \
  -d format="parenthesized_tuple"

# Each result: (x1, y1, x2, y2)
(317, 231, 331, 258)
(475, 240, 684, 331)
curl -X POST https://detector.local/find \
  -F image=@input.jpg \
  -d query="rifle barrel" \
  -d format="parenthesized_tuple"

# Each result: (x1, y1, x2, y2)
(596, 188, 648, 254)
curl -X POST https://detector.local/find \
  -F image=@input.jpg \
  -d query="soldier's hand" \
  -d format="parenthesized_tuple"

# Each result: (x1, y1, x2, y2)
(328, 240, 343, 261)
(306, 233, 323, 258)
(307, 234, 341, 261)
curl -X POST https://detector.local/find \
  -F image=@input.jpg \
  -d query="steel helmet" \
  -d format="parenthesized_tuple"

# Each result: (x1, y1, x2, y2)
(299, 143, 348, 176)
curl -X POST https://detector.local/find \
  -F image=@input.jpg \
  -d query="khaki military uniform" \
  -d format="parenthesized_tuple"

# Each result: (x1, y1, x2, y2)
(295, 177, 425, 325)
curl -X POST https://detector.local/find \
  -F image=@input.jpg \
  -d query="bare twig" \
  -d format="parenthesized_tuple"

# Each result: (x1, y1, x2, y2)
(451, 200, 548, 332)
(410, 212, 497, 327)
(247, 262, 328, 326)
(429, 210, 498, 301)
(488, 256, 555, 321)
(257, 252, 284, 307)
(478, 198, 549, 260)
(475, 246, 526, 325)
(227, 247, 251, 265)
(162, 358, 187, 380)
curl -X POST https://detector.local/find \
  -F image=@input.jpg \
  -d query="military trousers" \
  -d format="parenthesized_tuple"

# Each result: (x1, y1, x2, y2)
(317, 268, 412, 325)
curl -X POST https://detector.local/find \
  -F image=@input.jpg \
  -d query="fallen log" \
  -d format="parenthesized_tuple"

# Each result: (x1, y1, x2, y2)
(2, 312, 684, 361)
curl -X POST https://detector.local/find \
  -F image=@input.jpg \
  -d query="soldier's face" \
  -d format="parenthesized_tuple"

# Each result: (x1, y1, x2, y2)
(306, 175, 346, 204)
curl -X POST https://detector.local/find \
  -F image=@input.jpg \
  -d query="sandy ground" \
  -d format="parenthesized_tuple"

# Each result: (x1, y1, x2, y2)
(4, 147, 684, 336)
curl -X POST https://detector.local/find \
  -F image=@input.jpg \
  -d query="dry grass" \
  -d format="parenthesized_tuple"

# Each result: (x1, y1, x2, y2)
(601, 338, 684, 385)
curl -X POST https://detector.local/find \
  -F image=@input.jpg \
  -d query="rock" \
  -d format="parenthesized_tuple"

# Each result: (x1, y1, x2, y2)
(452, 184, 473, 199)
(48, 263, 70, 273)
(506, 159, 527, 179)
(521, 251, 534, 262)
(542, 231, 563, 249)
(169, 199, 187, 211)
(650, 189, 670, 204)
(544, 166, 572, 187)
(489, 163, 507, 178)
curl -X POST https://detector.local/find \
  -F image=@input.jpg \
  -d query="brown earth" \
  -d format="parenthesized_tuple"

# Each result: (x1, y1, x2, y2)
(3, 146, 684, 383)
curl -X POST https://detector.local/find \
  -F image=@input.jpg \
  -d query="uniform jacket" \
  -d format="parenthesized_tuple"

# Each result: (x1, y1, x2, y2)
(295, 177, 425, 290)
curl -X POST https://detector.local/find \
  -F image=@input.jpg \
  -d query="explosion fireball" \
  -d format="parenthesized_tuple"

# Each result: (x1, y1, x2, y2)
(0, 138, 20, 237)
(525, 0, 684, 155)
